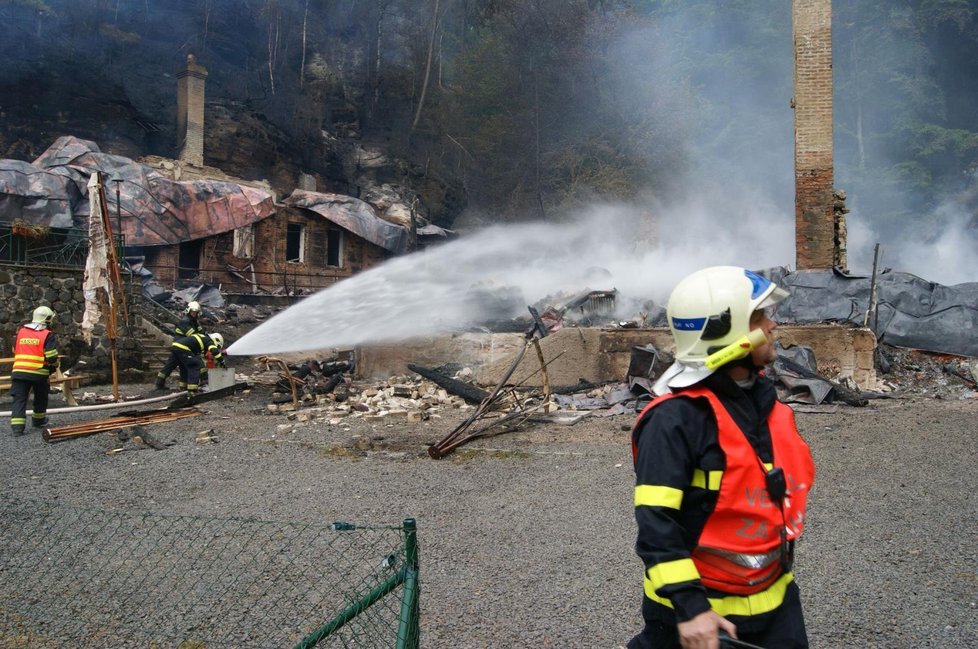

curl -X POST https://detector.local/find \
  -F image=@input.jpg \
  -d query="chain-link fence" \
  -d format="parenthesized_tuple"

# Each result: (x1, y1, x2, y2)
(0, 499, 420, 648)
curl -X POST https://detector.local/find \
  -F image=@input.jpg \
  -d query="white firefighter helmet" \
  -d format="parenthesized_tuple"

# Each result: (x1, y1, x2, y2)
(655, 266, 789, 391)
(186, 301, 201, 315)
(32, 305, 56, 326)
(209, 332, 224, 348)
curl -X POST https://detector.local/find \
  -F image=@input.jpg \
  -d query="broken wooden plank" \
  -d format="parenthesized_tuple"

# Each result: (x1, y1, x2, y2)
(407, 363, 489, 404)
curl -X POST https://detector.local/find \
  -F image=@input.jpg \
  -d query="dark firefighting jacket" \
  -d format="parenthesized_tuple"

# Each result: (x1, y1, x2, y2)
(631, 372, 815, 623)
(171, 333, 225, 367)
(172, 314, 201, 339)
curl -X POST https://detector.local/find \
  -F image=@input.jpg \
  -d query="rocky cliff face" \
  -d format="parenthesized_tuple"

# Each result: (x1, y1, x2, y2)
(0, 75, 465, 229)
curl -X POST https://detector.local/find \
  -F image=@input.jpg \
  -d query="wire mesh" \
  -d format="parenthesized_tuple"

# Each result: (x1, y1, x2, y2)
(0, 224, 123, 269)
(0, 499, 419, 648)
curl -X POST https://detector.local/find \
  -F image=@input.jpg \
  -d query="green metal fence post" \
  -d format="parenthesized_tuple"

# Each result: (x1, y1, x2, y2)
(396, 518, 420, 649)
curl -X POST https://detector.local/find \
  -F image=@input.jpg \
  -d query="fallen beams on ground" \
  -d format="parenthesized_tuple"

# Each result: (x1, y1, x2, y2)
(42, 408, 201, 443)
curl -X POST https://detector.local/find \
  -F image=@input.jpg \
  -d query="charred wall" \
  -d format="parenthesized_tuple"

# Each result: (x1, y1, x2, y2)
(142, 208, 389, 294)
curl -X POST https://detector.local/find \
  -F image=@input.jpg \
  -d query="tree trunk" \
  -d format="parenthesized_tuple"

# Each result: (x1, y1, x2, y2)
(300, 0, 308, 89)
(411, 0, 442, 131)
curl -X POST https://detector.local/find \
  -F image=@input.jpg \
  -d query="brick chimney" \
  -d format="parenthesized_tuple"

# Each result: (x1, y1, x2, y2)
(793, 0, 844, 269)
(176, 53, 208, 167)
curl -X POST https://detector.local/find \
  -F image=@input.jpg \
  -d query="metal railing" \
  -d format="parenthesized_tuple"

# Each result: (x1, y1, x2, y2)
(0, 223, 123, 269)
(0, 499, 421, 648)
(156, 263, 351, 296)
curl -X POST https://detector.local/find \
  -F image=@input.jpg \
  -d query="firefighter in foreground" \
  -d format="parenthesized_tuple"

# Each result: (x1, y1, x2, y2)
(160, 331, 226, 395)
(629, 267, 815, 649)
(9, 306, 60, 435)
(155, 301, 203, 390)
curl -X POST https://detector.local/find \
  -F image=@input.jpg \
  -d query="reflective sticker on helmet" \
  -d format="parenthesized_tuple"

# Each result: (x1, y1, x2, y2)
(672, 316, 706, 331)
(743, 269, 772, 299)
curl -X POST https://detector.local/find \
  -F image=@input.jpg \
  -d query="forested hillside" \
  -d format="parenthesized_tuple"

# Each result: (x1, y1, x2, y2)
(2, 0, 978, 240)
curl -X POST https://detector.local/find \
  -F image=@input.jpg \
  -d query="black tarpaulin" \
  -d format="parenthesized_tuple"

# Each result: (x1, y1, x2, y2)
(775, 268, 978, 358)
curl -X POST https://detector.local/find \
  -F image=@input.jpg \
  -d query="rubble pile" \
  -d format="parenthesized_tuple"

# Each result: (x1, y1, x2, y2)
(263, 372, 475, 425)
(876, 345, 978, 399)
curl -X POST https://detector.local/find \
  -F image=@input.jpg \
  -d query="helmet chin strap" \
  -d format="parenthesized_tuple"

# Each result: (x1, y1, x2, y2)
(704, 328, 768, 370)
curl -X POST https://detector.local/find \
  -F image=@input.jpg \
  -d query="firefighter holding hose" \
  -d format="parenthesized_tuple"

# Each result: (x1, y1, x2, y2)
(628, 267, 815, 649)
(161, 331, 226, 396)
(155, 301, 203, 390)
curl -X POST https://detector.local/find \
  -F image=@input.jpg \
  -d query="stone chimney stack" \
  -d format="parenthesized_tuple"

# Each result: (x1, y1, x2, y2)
(176, 53, 208, 167)
(793, 0, 843, 269)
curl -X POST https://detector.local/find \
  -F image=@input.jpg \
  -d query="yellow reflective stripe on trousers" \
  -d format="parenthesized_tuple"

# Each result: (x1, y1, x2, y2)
(644, 571, 794, 617)
(634, 484, 683, 509)
(691, 469, 723, 490)
(645, 557, 700, 590)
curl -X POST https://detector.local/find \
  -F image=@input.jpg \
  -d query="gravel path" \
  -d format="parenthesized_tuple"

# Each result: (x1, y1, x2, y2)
(1, 383, 976, 648)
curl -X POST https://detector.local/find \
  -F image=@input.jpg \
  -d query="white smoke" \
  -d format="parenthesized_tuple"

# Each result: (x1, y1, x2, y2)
(228, 194, 795, 355)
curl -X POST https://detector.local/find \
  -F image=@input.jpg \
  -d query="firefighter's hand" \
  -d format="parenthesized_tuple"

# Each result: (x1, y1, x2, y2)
(219, 360, 228, 369)
(677, 610, 737, 649)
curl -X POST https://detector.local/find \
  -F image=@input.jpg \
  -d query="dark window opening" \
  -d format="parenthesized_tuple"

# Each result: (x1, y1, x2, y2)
(286, 223, 305, 263)
(327, 228, 342, 267)
(178, 239, 203, 280)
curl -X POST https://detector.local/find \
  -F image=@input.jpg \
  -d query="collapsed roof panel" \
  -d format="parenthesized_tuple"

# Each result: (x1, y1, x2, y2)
(0, 136, 275, 246)
(285, 189, 407, 254)
(0, 159, 78, 227)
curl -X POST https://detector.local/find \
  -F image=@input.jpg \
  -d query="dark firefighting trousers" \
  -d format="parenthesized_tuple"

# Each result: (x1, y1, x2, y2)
(157, 353, 207, 386)
(171, 348, 204, 392)
(9, 376, 51, 435)
(627, 581, 808, 649)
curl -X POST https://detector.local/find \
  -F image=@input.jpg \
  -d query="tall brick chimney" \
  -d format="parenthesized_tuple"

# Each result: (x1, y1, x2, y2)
(793, 0, 844, 269)
(176, 53, 208, 167)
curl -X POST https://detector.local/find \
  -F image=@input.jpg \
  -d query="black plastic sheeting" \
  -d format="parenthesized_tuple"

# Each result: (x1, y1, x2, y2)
(772, 267, 978, 358)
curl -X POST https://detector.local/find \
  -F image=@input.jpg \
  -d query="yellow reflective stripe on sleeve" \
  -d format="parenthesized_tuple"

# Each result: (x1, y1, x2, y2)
(44, 350, 58, 357)
(691, 469, 723, 490)
(645, 558, 700, 591)
(174, 343, 192, 351)
(643, 571, 794, 618)
(634, 484, 683, 509)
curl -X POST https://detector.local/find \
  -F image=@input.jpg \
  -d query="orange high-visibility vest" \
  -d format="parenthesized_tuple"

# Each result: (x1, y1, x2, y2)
(633, 386, 815, 595)
(12, 326, 53, 377)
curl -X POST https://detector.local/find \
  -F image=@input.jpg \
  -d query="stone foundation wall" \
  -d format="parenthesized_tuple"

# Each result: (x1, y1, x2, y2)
(0, 265, 144, 383)
(355, 324, 877, 390)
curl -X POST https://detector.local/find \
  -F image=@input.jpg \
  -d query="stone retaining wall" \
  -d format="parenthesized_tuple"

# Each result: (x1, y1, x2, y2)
(0, 265, 144, 382)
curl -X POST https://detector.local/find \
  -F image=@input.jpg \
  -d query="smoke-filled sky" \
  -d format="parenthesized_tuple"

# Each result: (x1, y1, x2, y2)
(607, 5, 978, 287)
(232, 3, 978, 354)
